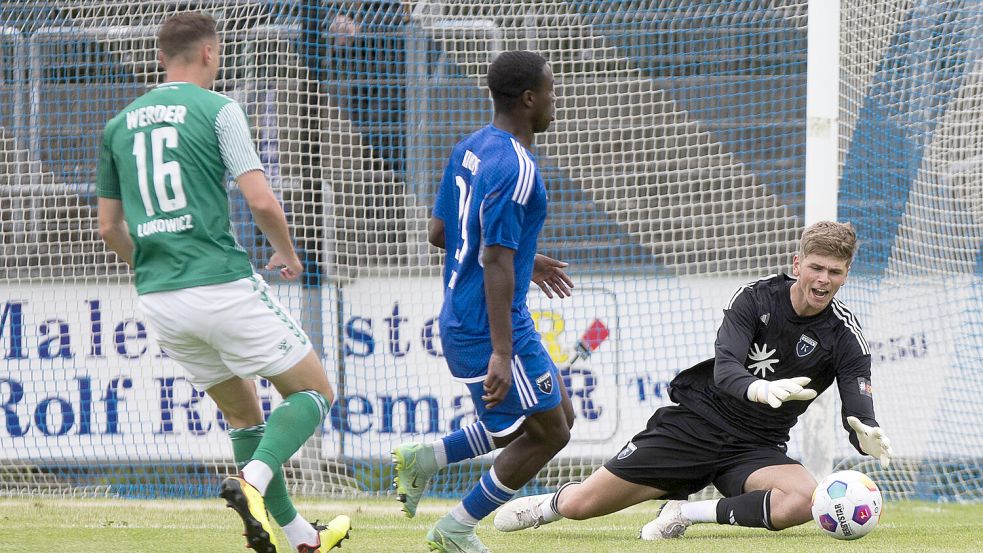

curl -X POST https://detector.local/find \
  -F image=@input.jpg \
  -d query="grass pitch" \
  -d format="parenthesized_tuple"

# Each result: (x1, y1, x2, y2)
(0, 497, 981, 552)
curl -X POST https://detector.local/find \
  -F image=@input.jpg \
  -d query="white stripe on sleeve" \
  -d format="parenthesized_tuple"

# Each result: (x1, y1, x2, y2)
(509, 139, 535, 205)
(831, 299, 870, 355)
(727, 274, 777, 309)
(215, 102, 264, 179)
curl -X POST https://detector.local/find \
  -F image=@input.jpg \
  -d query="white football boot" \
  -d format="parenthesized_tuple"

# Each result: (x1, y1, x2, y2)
(640, 500, 692, 540)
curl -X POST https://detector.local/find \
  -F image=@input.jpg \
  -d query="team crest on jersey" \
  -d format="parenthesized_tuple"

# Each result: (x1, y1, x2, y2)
(536, 373, 554, 394)
(617, 442, 637, 460)
(796, 334, 818, 357)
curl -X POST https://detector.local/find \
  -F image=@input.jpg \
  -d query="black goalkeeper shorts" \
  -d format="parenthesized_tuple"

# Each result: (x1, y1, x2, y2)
(603, 405, 800, 499)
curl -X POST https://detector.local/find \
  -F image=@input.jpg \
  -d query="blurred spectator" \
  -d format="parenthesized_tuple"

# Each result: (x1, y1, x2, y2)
(328, 13, 359, 48)
(299, 1, 408, 174)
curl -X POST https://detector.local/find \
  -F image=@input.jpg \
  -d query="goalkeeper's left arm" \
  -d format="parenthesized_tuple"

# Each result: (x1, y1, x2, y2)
(847, 416, 893, 468)
(837, 354, 893, 467)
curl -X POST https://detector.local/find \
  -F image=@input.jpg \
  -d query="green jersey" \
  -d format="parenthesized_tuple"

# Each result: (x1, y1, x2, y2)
(97, 82, 262, 294)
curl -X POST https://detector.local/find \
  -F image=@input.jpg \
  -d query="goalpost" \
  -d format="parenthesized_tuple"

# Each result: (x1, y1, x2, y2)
(800, 0, 839, 482)
(1, 0, 982, 503)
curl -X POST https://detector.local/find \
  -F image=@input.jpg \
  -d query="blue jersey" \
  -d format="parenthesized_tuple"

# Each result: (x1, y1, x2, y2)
(434, 124, 548, 379)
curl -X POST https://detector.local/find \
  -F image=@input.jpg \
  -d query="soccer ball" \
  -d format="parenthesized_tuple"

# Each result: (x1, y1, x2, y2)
(811, 470, 882, 540)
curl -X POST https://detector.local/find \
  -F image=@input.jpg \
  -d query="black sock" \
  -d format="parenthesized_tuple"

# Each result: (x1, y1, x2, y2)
(715, 490, 774, 529)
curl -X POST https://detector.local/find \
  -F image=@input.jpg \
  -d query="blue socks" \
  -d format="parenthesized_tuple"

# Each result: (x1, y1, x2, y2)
(437, 421, 494, 466)
(454, 467, 517, 525)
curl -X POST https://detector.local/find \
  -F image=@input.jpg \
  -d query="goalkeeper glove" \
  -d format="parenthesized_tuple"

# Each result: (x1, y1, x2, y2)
(746, 376, 818, 409)
(847, 416, 893, 468)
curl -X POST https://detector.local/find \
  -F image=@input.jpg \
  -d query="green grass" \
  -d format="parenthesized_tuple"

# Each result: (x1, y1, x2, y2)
(0, 497, 981, 553)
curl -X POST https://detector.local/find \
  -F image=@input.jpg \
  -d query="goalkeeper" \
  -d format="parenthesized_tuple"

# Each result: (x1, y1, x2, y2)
(495, 221, 893, 539)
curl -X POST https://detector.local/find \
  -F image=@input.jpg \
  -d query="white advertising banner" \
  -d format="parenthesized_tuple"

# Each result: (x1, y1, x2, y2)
(0, 276, 974, 463)
(0, 283, 306, 461)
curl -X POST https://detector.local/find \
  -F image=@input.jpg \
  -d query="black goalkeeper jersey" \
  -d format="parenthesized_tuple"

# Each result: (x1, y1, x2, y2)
(668, 274, 877, 454)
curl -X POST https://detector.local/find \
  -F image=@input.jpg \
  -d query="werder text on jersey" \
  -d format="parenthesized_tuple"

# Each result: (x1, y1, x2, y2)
(126, 105, 188, 130)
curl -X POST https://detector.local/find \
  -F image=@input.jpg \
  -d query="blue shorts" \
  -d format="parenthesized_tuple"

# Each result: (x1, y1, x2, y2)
(451, 341, 563, 437)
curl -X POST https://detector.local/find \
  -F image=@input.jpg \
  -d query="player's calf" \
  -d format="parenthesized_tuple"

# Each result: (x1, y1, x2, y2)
(715, 490, 776, 529)
(641, 490, 780, 540)
(767, 487, 813, 529)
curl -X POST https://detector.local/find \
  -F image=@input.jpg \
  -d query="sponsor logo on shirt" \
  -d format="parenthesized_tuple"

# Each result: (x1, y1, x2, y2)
(796, 334, 818, 357)
(747, 343, 779, 377)
(857, 377, 873, 398)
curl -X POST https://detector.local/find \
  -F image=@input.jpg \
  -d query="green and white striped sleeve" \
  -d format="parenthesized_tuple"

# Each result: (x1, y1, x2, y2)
(215, 101, 264, 178)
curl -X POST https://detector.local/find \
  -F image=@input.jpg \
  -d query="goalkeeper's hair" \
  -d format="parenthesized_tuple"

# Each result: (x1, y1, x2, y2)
(800, 221, 858, 264)
(159, 12, 218, 62)
(487, 50, 549, 112)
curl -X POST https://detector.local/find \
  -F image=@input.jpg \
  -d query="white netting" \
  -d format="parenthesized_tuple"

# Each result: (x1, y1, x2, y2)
(1, 0, 980, 503)
(836, 0, 983, 501)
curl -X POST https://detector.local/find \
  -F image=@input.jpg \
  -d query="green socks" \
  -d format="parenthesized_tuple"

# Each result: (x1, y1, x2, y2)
(229, 390, 329, 524)
(251, 390, 329, 472)
(229, 424, 298, 526)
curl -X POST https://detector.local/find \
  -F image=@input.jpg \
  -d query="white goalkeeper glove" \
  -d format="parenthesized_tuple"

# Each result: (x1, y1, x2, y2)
(847, 416, 893, 468)
(746, 376, 818, 409)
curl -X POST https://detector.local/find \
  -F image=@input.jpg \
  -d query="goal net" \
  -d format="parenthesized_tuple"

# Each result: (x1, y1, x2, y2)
(0, 0, 980, 503)
(838, 0, 983, 501)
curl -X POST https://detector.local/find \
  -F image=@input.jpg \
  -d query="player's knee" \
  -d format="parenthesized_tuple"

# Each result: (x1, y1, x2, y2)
(288, 389, 332, 424)
(561, 398, 575, 430)
(564, 408, 575, 431)
(522, 408, 571, 453)
(545, 423, 571, 453)
(301, 377, 334, 408)
(319, 386, 335, 407)
(527, 421, 569, 454)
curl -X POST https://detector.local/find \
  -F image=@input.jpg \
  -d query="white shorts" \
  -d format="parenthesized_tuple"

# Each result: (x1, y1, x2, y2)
(138, 274, 313, 391)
